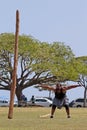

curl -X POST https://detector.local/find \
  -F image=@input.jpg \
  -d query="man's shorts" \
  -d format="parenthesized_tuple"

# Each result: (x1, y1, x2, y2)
(52, 96, 69, 109)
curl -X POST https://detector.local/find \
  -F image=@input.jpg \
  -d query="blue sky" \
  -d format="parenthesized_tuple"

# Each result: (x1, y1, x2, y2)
(0, 0, 86, 101)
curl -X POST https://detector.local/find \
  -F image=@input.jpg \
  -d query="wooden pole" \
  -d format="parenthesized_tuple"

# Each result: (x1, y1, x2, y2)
(8, 10, 19, 119)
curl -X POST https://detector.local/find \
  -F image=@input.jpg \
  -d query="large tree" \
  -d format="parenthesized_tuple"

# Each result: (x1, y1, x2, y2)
(75, 56, 87, 107)
(0, 33, 86, 102)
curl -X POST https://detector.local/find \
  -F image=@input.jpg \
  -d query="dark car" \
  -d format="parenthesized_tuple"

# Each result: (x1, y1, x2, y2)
(69, 98, 87, 107)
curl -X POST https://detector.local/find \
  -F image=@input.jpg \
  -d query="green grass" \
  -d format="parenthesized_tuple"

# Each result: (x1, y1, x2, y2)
(0, 107, 87, 130)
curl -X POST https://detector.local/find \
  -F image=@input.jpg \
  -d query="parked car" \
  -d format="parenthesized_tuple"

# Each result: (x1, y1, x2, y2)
(28, 97, 53, 107)
(0, 100, 9, 107)
(0, 99, 18, 107)
(69, 98, 87, 107)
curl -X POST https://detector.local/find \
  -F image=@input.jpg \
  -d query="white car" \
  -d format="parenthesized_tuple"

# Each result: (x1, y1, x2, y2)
(0, 100, 9, 107)
(28, 97, 53, 107)
(0, 100, 18, 107)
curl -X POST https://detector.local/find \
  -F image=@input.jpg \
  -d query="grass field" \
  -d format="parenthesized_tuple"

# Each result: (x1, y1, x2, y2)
(0, 107, 87, 130)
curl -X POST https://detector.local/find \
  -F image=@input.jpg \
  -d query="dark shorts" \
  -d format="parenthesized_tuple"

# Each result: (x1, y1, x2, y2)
(52, 96, 69, 109)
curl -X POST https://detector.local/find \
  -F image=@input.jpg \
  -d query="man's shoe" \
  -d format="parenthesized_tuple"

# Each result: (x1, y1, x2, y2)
(67, 115, 71, 118)
(50, 115, 53, 118)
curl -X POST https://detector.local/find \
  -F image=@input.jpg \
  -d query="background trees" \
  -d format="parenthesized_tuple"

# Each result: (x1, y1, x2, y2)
(75, 56, 87, 107)
(0, 33, 87, 102)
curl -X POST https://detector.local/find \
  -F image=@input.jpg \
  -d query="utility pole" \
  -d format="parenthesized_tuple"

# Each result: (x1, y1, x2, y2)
(8, 10, 19, 119)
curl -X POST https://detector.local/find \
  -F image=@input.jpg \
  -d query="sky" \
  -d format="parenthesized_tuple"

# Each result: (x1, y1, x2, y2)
(0, 0, 87, 102)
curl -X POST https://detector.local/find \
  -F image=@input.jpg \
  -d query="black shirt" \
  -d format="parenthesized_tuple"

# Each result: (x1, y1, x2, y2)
(55, 88, 66, 99)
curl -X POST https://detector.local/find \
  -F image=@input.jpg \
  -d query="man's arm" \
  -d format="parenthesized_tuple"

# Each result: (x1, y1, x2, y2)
(39, 84, 55, 91)
(65, 84, 81, 90)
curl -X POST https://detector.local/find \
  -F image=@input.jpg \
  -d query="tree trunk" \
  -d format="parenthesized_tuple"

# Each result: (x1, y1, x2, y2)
(83, 88, 87, 107)
(15, 88, 22, 107)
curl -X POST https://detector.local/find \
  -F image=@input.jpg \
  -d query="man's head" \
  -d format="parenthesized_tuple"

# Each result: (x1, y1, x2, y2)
(56, 83, 62, 90)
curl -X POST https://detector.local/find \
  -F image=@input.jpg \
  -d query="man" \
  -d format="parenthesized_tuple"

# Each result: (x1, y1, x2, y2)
(39, 83, 81, 118)
(30, 95, 35, 104)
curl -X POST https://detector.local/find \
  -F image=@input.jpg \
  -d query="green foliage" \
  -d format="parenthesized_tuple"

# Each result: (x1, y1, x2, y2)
(0, 33, 15, 53)
(75, 56, 87, 75)
(0, 33, 87, 99)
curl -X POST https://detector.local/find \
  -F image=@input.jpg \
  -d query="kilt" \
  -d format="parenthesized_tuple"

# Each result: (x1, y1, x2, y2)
(52, 96, 69, 109)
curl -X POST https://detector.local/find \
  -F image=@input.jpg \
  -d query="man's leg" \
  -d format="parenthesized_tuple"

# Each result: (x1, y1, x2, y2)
(50, 105, 56, 118)
(64, 105, 70, 118)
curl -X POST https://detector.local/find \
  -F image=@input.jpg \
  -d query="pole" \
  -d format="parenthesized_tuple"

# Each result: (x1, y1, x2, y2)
(8, 10, 19, 119)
